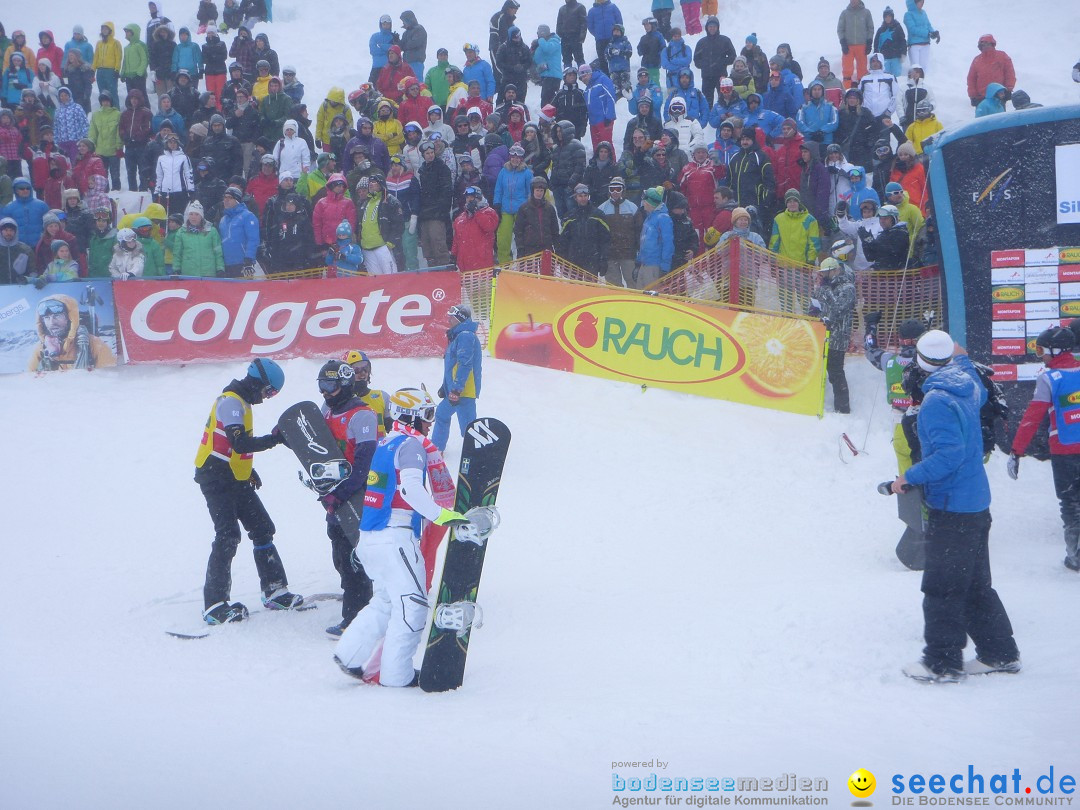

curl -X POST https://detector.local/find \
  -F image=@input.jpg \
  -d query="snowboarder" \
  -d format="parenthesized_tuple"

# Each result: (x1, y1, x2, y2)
(893, 331, 1020, 682)
(193, 359, 303, 625)
(810, 257, 855, 413)
(334, 390, 471, 687)
(315, 361, 379, 638)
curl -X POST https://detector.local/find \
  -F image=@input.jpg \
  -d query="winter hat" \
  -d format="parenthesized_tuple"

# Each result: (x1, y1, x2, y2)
(915, 330, 954, 373)
(731, 207, 750, 224)
(51, 239, 69, 254)
(257, 59, 271, 71)
(508, 144, 525, 157)
(782, 117, 797, 130)
(531, 175, 548, 189)
(562, 65, 577, 76)
(896, 141, 917, 159)
(718, 120, 734, 134)
(608, 176, 626, 189)
(818, 56, 830, 70)
(745, 33, 757, 45)
(826, 143, 843, 156)
(261, 153, 277, 165)
(885, 181, 904, 195)
(117, 228, 137, 243)
(42, 210, 62, 227)
(210, 113, 226, 127)
(73, 25, 84, 36)
(189, 122, 208, 138)
(283, 65, 296, 75)
(62, 188, 81, 200)
(185, 200, 205, 216)
(206, 23, 218, 34)
(537, 24, 551, 37)
(223, 187, 243, 203)
(705, 16, 719, 29)
(578, 64, 592, 77)
(317, 153, 332, 169)
(278, 170, 296, 182)
(669, 98, 686, 111)
(978, 34, 996, 47)
(573, 183, 590, 195)
(733, 56, 748, 68)
(883, 6, 894, 16)
(379, 14, 392, 25)
(643, 187, 664, 206)
(784, 189, 801, 203)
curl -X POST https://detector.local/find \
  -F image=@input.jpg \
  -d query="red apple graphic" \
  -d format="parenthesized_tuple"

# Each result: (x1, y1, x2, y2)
(495, 313, 573, 371)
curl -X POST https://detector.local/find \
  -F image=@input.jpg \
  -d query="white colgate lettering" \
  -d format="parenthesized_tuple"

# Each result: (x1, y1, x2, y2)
(127, 287, 435, 352)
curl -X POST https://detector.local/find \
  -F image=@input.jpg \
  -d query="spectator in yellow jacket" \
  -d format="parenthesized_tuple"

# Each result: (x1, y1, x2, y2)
(373, 98, 404, 155)
(92, 23, 123, 104)
(315, 87, 353, 147)
(904, 100, 943, 155)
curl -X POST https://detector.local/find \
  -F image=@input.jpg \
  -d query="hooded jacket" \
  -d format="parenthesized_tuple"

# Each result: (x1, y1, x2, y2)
(120, 24, 149, 79)
(171, 28, 203, 77)
(92, 23, 123, 72)
(172, 201, 224, 275)
(966, 41, 1015, 102)
(904, 356, 991, 513)
(796, 81, 839, 144)
(0, 216, 36, 283)
(903, 0, 934, 46)
(496, 28, 533, 93)
(442, 318, 483, 398)
(798, 141, 831, 226)
(1, 181, 50, 246)
(37, 31, 66, 78)
(583, 69, 617, 125)
(272, 119, 311, 176)
(513, 191, 560, 255)
(550, 121, 587, 190)
(836, 1, 874, 47)
(533, 33, 563, 81)
(120, 88, 153, 144)
(53, 90, 91, 143)
(857, 54, 897, 117)
(727, 128, 775, 209)
(769, 195, 820, 264)
(377, 46, 415, 103)
(975, 82, 1007, 118)
(637, 201, 674, 271)
(399, 11, 427, 65)
(29, 292, 116, 371)
(109, 237, 146, 278)
(742, 93, 784, 140)
(218, 198, 261, 265)
(316, 88, 353, 145)
(89, 100, 122, 156)
(451, 199, 499, 270)
(586, 0, 623, 41)
(312, 175, 356, 245)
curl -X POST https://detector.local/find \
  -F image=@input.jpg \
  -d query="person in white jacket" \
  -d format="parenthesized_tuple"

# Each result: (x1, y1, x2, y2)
(155, 134, 194, 217)
(665, 98, 705, 153)
(108, 228, 146, 279)
(858, 52, 898, 118)
(34, 58, 63, 110)
(423, 105, 454, 143)
(272, 119, 312, 178)
(836, 198, 883, 270)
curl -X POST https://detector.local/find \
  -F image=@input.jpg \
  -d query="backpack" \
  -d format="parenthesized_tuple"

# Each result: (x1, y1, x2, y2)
(974, 362, 1008, 454)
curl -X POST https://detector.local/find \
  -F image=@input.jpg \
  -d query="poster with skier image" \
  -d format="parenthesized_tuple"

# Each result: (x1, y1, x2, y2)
(0, 282, 119, 374)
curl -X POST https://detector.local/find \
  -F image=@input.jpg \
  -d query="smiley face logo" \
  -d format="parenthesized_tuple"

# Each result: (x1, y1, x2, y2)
(848, 769, 876, 798)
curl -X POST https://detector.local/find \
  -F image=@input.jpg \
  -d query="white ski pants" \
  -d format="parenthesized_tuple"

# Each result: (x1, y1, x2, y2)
(362, 245, 397, 275)
(336, 526, 428, 687)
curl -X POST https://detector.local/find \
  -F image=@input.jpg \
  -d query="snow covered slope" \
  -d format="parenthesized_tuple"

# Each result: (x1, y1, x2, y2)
(0, 357, 1075, 808)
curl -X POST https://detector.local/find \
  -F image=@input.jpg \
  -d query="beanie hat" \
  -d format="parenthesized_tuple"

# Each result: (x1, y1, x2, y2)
(210, 113, 226, 127)
(732, 206, 750, 223)
(784, 189, 801, 203)
(223, 187, 243, 202)
(537, 24, 551, 37)
(573, 183, 590, 195)
(745, 33, 758, 45)
(42, 210, 62, 227)
(885, 181, 904, 195)
(818, 56, 830, 69)
(719, 77, 734, 89)
(915, 330, 954, 373)
(897, 141, 917, 159)
(51, 239, 68, 254)
(73, 25, 84, 36)
(643, 187, 664, 206)
(531, 175, 549, 189)
(883, 5, 894, 15)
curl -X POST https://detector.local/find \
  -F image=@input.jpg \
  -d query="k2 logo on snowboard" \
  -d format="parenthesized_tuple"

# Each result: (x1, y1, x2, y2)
(467, 420, 501, 447)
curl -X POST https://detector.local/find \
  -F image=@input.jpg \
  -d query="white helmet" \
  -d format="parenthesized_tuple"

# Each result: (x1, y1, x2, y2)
(830, 238, 854, 261)
(389, 387, 436, 426)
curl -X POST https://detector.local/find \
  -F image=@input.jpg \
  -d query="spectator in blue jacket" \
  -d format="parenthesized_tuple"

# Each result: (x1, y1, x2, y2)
(631, 68, 664, 119)
(762, 70, 799, 118)
(587, 0, 623, 74)
(1, 179, 50, 249)
(660, 28, 692, 90)
(894, 332, 1020, 683)
(904, 0, 938, 76)
(171, 28, 203, 85)
(432, 302, 483, 452)
(63, 26, 95, 74)
(217, 186, 260, 275)
(665, 68, 708, 127)
(604, 24, 633, 97)
(708, 78, 748, 129)
(533, 25, 564, 107)
(797, 80, 839, 143)
(462, 45, 497, 102)
(975, 82, 1007, 118)
(152, 95, 187, 142)
(742, 93, 784, 140)
(767, 54, 805, 112)
(635, 185, 673, 288)
(710, 120, 740, 169)
(579, 64, 617, 152)
(368, 15, 399, 84)
(493, 144, 533, 262)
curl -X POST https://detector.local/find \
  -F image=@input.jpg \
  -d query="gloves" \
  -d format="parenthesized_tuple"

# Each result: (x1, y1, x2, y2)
(840, 39, 849, 55)
(865, 40, 873, 52)
(250, 469, 262, 490)
(320, 493, 343, 513)
(857, 226, 871, 241)
(448, 390, 461, 404)
(242, 259, 255, 277)
(434, 508, 470, 527)
(437, 384, 447, 399)
(271, 425, 289, 447)
(408, 214, 417, 234)
(216, 269, 226, 278)
(493, 203, 503, 217)
(466, 200, 478, 213)
(864, 331, 877, 350)
(315, 139, 323, 149)
(808, 298, 822, 317)
(971, 97, 980, 107)
(864, 310, 883, 329)
(930, 31, 940, 43)
(1007, 453, 1020, 480)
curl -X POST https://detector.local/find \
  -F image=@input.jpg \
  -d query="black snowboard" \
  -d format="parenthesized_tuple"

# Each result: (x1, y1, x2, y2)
(894, 486, 927, 571)
(277, 401, 363, 542)
(419, 418, 511, 693)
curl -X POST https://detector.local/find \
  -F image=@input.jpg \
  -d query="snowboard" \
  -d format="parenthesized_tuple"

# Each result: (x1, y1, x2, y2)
(419, 418, 511, 693)
(877, 480, 927, 571)
(164, 593, 342, 640)
(277, 401, 364, 542)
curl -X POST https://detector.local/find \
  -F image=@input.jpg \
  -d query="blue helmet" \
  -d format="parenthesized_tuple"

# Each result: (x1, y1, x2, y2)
(247, 358, 284, 398)
(336, 220, 353, 240)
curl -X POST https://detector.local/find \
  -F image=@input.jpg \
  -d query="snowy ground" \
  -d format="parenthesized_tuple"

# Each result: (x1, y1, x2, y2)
(3, 0, 1080, 806)
(1, 357, 1077, 808)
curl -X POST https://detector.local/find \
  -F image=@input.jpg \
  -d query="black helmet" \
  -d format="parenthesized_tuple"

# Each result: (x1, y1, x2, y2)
(316, 360, 356, 406)
(1036, 326, 1075, 356)
(901, 361, 927, 404)
(899, 319, 926, 341)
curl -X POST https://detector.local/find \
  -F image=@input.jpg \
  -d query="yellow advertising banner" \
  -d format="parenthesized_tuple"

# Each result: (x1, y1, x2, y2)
(490, 272, 827, 416)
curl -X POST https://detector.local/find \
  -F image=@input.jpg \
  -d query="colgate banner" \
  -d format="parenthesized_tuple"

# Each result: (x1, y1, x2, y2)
(114, 273, 460, 363)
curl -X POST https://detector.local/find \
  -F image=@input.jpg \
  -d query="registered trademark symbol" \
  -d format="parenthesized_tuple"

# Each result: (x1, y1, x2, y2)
(432, 288, 446, 301)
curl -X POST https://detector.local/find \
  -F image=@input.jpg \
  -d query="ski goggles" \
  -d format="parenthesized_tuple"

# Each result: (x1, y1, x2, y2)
(37, 299, 67, 317)
(317, 379, 343, 394)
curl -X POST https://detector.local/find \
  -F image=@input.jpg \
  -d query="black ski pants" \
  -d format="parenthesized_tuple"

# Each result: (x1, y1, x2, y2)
(826, 348, 850, 413)
(1051, 453, 1080, 565)
(562, 38, 585, 68)
(920, 508, 1019, 672)
(327, 520, 373, 626)
(199, 474, 289, 609)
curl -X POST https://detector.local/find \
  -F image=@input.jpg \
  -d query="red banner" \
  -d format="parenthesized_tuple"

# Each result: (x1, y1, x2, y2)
(113, 274, 460, 363)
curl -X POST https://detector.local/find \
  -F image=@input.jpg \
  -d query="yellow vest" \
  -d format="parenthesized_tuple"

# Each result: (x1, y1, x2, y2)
(359, 388, 389, 437)
(194, 391, 254, 480)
